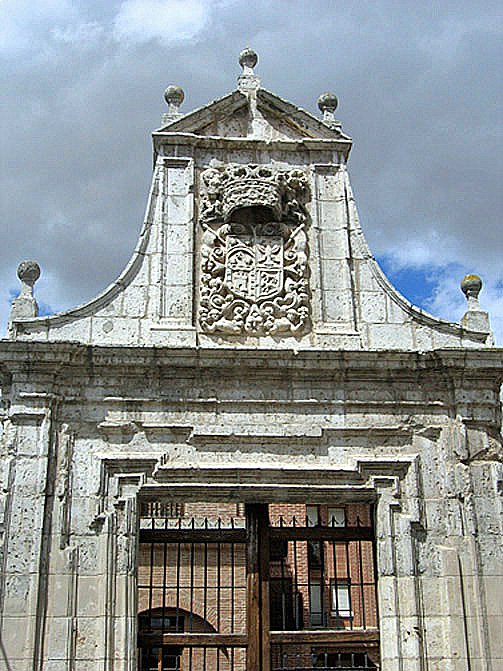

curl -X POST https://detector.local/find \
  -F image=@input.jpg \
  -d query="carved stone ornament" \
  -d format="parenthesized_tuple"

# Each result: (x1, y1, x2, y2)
(199, 163, 310, 336)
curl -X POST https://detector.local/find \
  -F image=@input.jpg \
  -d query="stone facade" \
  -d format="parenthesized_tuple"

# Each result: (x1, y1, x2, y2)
(0, 51, 502, 671)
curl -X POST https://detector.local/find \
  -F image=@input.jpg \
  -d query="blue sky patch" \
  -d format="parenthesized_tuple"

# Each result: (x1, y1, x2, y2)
(377, 256, 438, 310)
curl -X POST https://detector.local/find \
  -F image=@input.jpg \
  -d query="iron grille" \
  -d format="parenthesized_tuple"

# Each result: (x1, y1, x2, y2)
(137, 502, 379, 670)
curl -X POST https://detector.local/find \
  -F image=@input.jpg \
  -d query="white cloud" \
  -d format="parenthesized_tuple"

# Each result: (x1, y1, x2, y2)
(378, 230, 464, 273)
(52, 21, 105, 47)
(0, 0, 76, 53)
(0, 0, 236, 54)
(382, 228, 503, 344)
(113, 0, 215, 45)
(425, 271, 503, 345)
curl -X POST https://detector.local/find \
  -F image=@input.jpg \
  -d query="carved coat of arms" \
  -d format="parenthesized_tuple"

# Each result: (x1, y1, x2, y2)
(199, 164, 310, 336)
(226, 227, 283, 301)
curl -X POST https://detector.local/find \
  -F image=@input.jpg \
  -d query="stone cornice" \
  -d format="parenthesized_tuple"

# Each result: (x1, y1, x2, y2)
(153, 131, 352, 158)
(0, 341, 501, 380)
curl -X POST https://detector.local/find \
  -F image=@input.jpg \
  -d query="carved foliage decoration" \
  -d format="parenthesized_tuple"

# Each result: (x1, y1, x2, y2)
(199, 163, 310, 336)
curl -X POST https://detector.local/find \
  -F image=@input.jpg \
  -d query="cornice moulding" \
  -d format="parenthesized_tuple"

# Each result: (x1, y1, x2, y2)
(0, 341, 502, 375)
(153, 131, 352, 156)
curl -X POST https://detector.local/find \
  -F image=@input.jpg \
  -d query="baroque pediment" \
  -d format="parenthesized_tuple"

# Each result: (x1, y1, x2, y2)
(157, 88, 351, 141)
(7, 50, 493, 350)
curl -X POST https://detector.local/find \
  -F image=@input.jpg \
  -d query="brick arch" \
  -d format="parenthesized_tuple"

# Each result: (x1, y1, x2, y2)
(137, 538, 247, 635)
(137, 606, 237, 667)
(138, 606, 218, 634)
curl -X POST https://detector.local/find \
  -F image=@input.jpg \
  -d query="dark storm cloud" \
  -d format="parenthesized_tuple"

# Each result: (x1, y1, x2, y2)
(1, 0, 501, 337)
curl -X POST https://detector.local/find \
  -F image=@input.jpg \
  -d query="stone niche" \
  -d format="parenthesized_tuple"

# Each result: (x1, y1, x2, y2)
(198, 162, 311, 336)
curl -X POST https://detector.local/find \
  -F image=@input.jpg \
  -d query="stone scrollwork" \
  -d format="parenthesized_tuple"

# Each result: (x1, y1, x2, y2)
(199, 163, 310, 336)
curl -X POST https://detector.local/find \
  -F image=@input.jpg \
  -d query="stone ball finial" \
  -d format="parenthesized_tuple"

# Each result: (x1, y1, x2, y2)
(239, 47, 258, 71)
(17, 260, 40, 287)
(318, 92, 338, 115)
(164, 85, 185, 108)
(10, 260, 40, 320)
(461, 274, 482, 300)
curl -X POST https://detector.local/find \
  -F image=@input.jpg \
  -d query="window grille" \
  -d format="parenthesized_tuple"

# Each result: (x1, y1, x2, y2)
(327, 507, 346, 528)
(271, 650, 377, 670)
(140, 501, 185, 519)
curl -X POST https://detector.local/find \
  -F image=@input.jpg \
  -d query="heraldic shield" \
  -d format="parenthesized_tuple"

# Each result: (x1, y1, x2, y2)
(225, 229, 283, 301)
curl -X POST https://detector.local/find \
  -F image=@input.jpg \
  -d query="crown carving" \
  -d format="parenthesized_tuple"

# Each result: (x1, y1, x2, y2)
(200, 163, 308, 225)
(222, 178, 282, 220)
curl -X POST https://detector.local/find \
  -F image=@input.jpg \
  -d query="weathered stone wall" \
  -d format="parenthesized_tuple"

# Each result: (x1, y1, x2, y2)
(0, 345, 501, 670)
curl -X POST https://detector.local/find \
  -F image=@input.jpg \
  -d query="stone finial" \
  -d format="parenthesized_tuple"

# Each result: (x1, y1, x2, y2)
(10, 260, 40, 320)
(461, 274, 482, 304)
(164, 85, 184, 110)
(239, 47, 258, 73)
(238, 47, 260, 93)
(162, 85, 185, 124)
(18, 260, 41, 286)
(318, 92, 338, 115)
(460, 274, 491, 335)
(318, 92, 342, 130)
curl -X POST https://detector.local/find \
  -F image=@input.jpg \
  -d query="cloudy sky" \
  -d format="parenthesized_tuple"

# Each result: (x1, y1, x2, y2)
(1, 0, 502, 341)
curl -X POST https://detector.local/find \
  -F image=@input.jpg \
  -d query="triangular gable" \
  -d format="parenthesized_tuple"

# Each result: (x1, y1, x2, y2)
(257, 89, 352, 142)
(157, 90, 246, 134)
(156, 88, 352, 142)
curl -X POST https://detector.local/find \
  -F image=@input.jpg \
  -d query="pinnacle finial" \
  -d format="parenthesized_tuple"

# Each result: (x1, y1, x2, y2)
(238, 48, 260, 94)
(162, 85, 185, 125)
(239, 47, 258, 74)
(164, 85, 184, 112)
(10, 260, 41, 320)
(460, 274, 492, 337)
(461, 274, 482, 302)
(17, 260, 41, 286)
(318, 92, 338, 120)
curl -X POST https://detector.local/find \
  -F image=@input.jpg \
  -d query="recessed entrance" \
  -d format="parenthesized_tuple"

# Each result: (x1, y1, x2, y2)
(137, 501, 379, 670)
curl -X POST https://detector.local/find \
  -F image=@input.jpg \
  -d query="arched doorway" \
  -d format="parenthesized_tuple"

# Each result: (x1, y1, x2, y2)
(138, 607, 220, 670)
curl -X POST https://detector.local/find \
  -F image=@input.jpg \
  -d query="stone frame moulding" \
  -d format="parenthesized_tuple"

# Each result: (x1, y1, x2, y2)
(95, 452, 426, 671)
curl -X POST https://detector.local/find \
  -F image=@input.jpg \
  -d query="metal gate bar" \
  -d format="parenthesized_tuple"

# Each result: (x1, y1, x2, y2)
(138, 504, 247, 671)
(138, 502, 379, 671)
